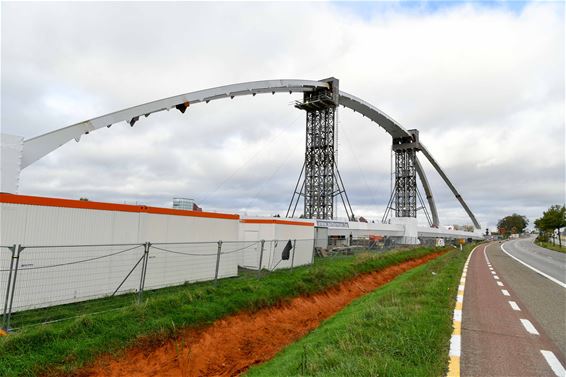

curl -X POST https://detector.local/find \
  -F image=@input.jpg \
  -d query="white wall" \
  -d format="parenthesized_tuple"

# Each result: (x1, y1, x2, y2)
(238, 218, 315, 270)
(0, 196, 322, 314)
(238, 220, 275, 269)
(273, 222, 314, 268)
(318, 219, 482, 242)
(0, 196, 240, 312)
(321, 220, 405, 239)
(417, 226, 484, 240)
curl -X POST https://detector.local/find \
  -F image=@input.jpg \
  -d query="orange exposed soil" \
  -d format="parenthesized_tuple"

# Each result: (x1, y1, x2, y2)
(77, 252, 444, 377)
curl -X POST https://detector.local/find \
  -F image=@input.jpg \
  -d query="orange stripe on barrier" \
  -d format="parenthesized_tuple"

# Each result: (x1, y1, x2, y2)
(240, 219, 314, 227)
(0, 193, 141, 213)
(145, 206, 239, 220)
(0, 193, 239, 220)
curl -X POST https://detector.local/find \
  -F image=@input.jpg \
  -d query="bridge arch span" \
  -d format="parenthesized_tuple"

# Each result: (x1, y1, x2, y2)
(18, 79, 479, 229)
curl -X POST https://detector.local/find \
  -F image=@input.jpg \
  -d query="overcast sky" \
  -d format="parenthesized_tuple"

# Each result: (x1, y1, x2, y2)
(1, 1, 564, 230)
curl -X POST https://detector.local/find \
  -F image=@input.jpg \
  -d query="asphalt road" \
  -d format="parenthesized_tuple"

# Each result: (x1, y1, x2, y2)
(501, 237, 566, 286)
(461, 243, 565, 376)
(490, 240, 566, 358)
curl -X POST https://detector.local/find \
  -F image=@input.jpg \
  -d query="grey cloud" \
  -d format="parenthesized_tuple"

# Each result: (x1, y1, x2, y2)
(2, 1, 564, 231)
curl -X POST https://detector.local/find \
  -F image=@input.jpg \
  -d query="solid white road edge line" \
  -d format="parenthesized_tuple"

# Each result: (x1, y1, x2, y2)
(501, 242, 566, 289)
(540, 350, 566, 377)
(520, 319, 540, 335)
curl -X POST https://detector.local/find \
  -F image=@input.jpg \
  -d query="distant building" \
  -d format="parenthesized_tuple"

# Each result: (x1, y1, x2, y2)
(172, 197, 202, 212)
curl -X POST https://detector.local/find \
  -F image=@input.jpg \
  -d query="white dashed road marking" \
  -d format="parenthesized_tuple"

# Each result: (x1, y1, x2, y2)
(501, 289, 510, 296)
(540, 350, 566, 377)
(453, 309, 462, 322)
(508, 301, 520, 311)
(520, 319, 539, 335)
(449, 334, 461, 356)
(497, 281, 504, 286)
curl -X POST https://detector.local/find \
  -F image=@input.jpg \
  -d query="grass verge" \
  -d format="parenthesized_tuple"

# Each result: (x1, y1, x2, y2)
(535, 240, 566, 254)
(0, 246, 443, 377)
(245, 244, 475, 377)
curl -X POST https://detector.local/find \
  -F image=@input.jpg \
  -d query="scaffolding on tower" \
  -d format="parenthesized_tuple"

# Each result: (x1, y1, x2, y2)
(382, 130, 432, 226)
(286, 78, 355, 221)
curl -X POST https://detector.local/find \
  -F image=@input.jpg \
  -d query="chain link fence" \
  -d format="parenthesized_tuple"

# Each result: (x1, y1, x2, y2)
(1, 237, 405, 331)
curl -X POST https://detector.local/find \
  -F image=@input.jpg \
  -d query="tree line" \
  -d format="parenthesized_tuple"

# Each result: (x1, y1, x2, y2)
(496, 213, 529, 236)
(534, 204, 566, 248)
(495, 204, 565, 248)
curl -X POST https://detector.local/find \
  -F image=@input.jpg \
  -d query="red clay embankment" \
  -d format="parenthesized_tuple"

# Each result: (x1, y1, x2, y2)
(78, 251, 445, 377)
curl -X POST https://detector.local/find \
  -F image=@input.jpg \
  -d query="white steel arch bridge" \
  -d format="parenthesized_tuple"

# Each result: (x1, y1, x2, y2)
(2, 78, 482, 236)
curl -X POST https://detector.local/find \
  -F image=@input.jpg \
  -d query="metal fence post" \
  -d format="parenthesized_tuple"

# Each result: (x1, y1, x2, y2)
(137, 242, 150, 304)
(310, 240, 316, 265)
(291, 239, 297, 269)
(214, 241, 222, 285)
(257, 240, 265, 279)
(2, 245, 16, 330)
(5, 244, 23, 330)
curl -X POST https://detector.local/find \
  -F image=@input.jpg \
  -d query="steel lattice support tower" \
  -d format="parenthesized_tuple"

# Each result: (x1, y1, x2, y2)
(388, 130, 421, 219)
(303, 105, 336, 219)
(393, 146, 417, 217)
(286, 77, 354, 220)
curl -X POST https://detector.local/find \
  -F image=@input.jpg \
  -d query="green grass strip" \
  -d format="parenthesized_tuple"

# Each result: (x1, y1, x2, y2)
(0, 246, 443, 377)
(535, 240, 566, 254)
(246, 245, 474, 377)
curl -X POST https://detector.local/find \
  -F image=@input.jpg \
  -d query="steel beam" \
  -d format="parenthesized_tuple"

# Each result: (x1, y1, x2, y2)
(419, 144, 481, 229)
(22, 80, 330, 168)
(415, 156, 439, 227)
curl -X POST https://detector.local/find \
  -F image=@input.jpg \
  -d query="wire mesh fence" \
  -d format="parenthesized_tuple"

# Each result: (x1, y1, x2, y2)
(1, 243, 148, 330)
(1, 237, 405, 331)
